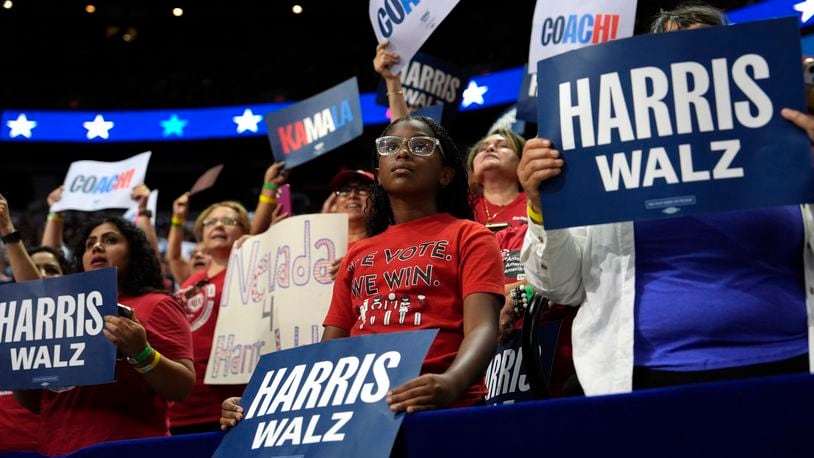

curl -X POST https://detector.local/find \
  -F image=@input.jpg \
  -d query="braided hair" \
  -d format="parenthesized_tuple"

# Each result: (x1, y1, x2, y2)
(366, 116, 473, 236)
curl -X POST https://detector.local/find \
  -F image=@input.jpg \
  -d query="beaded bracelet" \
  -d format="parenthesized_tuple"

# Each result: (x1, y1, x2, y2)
(259, 194, 276, 205)
(134, 351, 161, 374)
(170, 216, 184, 227)
(263, 181, 279, 191)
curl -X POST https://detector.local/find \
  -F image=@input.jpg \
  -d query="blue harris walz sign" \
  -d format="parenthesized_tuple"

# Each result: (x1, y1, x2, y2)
(536, 17, 814, 229)
(266, 77, 363, 169)
(0, 268, 117, 390)
(375, 52, 467, 120)
(214, 329, 437, 458)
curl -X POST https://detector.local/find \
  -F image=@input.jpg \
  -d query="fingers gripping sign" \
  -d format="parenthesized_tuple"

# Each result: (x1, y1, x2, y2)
(386, 373, 460, 414)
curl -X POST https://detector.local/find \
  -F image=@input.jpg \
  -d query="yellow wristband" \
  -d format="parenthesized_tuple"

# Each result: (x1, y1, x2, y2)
(170, 216, 184, 227)
(387, 90, 403, 96)
(48, 212, 63, 222)
(527, 201, 543, 225)
(259, 194, 276, 205)
(134, 351, 161, 374)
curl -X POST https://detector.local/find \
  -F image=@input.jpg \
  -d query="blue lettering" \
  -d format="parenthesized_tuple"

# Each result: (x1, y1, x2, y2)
(562, 14, 579, 44)
(578, 14, 593, 44)
(399, 0, 420, 15)
(377, 9, 392, 38)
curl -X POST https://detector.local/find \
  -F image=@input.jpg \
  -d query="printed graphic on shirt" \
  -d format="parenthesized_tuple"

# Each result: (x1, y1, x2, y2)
(347, 239, 453, 330)
(501, 248, 525, 282)
(175, 280, 216, 332)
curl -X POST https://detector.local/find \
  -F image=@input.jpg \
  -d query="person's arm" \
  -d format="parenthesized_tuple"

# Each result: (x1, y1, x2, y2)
(387, 292, 501, 413)
(374, 40, 410, 120)
(498, 279, 527, 342)
(167, 192, 191, 284)
(41, 186, 64, 249)
(251, 162, 288, 235)
(131, 184, 161, 263)
(104, 312, 195, 401)
(0, 194, 40, 282)
(517, 138, 586, 305)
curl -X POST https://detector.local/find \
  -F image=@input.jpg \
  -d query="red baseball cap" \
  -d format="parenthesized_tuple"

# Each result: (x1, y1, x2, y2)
(330, 169, 375, 190)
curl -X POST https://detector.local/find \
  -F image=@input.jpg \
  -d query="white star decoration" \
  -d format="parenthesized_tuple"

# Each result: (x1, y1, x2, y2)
(83, 114, 114, 140)
(795, 0, 814, 23)
(462, 81, 488, 108)
(233, 108, 263, 134)
(6, 113, 37, 139)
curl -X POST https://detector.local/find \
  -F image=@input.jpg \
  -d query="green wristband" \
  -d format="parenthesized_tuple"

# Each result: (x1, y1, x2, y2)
(263, 181, 279, 191)
(127, 344, 154, 365)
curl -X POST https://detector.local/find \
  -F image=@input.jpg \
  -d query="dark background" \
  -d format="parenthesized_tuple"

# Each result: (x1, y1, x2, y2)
(0, 0, 761, 232)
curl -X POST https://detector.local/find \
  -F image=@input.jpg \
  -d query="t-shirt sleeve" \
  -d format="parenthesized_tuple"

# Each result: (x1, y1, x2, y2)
(144, 295, 194, 362)
(323, 251, 356, 331)
(459, 223, 506, 299)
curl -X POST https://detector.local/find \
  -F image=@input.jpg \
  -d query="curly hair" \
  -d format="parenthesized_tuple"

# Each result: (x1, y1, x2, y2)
(28, 245, 72, 276)
(366, 116, 473, 236)
(650, 2, 728, 33)
(74, 216, 166, 296)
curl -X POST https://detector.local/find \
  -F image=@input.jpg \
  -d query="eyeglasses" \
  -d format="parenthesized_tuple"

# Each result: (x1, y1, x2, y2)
(335, 185, 371, 197)
(375, 136, 443, 157)
(202, 216, 239, 228)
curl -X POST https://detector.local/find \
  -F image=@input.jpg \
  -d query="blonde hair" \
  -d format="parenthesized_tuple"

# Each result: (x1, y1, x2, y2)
(194, 201, 250, 240)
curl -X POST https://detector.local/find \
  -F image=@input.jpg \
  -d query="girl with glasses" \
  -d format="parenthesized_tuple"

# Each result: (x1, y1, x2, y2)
(220, 116, 504, 428)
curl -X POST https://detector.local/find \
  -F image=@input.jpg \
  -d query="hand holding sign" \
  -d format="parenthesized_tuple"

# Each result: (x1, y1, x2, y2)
(782, 108, 814, 144)
(47, 186, 64, 208)
(518, 138, 564, 216)
(220, 396, 244, 431)
(103, 312, 148, 358)
(374, 40, 401, 79)
(387, 372, 459, 413)
(173, 192, 190, 220)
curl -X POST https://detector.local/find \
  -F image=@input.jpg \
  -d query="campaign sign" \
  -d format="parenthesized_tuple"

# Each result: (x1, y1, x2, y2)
(265, 78, 363, 169)
(536, 17, 814, 229)
(369, 0, 459, 75)
(412, 103, 443, 124)
(528, 0, 637, 75)
(375, 52, 466, 119)
(213, 329, 437, 458)
(0, 269, 117, 390)
(206, 214, 348, 385)
(516, 66, 538, 122)
(50, 151, 152, 212)
(488, 105, 526, 136)
(485, 321, 560, 405)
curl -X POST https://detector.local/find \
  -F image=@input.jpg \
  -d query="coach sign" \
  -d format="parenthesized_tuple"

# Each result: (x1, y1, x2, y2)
(213, 330, 436, 458)
(536, 17, 814, 229)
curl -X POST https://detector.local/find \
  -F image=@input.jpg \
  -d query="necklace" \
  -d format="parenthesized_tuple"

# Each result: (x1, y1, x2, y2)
(483, 198, 508, 223)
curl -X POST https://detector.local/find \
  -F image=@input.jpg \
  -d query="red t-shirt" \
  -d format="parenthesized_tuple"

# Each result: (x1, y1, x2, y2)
(169, 269, 245, 428)
(0, 391, 39, 452)
(472, 192, 528, 227)
(38, 293, 193, 456)
(324, 214, 504, 406)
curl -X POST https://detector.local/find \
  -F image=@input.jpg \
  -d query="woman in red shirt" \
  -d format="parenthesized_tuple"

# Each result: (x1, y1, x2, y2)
(15, 216, 195, 455)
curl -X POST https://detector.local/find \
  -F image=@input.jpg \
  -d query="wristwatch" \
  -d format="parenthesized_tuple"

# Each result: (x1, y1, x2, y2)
(1, 230, 21, 244)
(138, 209, 153, 219)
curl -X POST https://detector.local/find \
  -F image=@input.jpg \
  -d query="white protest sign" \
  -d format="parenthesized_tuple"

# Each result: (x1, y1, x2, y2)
(205, 213, 348, 385)
(50, 151, 152, 212)
(528, 0, 637, 74)
(122, 189, 158, 226)
(369, 0, 459, 75)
